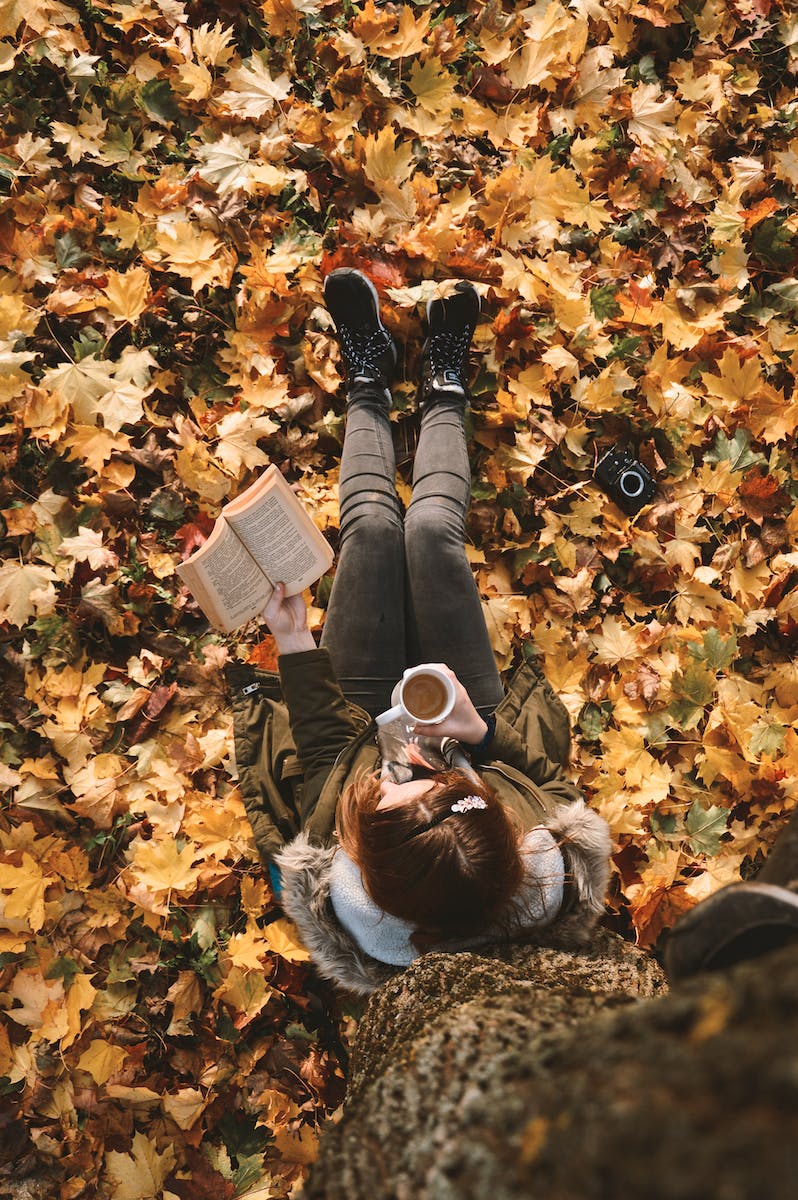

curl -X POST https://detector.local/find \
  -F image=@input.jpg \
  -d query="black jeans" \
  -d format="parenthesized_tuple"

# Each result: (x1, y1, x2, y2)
(320, 384, 505, 718)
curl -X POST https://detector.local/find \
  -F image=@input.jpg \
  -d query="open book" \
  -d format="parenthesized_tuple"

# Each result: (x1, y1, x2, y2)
(176, 465, 334, 633)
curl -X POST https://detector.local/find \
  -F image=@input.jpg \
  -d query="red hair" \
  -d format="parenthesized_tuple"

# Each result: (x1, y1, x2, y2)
(336, 770, 525, 950)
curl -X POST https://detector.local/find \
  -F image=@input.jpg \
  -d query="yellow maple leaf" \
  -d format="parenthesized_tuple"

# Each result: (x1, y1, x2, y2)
(173, 416, 231, 502)
(58, 526, 119, 571)
(0, 852, 47, 933)
(624, 758, 674, 804)
(492, 431, 548, 483)
(195, 134, 286, 196)
(481, 596, 516, 670)
(152, 222, 237, 294)
(128, 839, 201, 899)
(183, 793, 248, 858)
(212, 410, 277, 475)
(746, 386, 798, 443)
(221, 54, 291, 119)
(77, 380, 148, 433)
(102, 266, 151, 322)
(241, 875, 271, 914)
(628, 82, 679, 148)
(191, 20, 236, 67)
(409, 57, 456, 114)
(360, 125, 415, 193)
(0, 0, 48, 39)
(701, 349, 765, 410)
(63, 754, 127, 828)
(165, 971, 203, 1037)
(102, 207, 141, 249)
(0, 562, 57, 627)
(63, 425, 130, 472)
(5, 969, 65, 1036)
(162, 1087, 207, 1131)
(42, 354, 117, 409)
(273, 1123, 319, 1165)
(176, 58, 213, 100)
(214, 965, 272, 1018)
(262, 917, 310, 963)
(77, 1039, 128, 1086)
(104, 1131, 177, 1200)
(227, 920, 273, 970)
(378, 5, 431, 59)
(591, 616, 641, 665)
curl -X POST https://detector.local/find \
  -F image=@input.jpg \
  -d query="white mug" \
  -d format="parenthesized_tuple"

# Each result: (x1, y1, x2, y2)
(376, 664, 456, 727)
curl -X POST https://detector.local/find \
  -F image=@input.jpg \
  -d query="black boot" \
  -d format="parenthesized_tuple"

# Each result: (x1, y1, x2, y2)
(665, 809, 798, 981)
(324, 269, 397, 404)
(419, 281, 480, 408)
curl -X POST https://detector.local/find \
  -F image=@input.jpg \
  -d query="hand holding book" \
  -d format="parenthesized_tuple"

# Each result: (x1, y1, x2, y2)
(176, 466, 333, 634)
(262, 582, 316, 655)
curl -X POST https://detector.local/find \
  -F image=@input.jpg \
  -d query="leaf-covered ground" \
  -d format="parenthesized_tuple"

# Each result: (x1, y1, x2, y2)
(1, 0, 798, 1195)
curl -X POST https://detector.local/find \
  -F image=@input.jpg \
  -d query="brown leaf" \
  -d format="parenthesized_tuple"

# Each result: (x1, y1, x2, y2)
(739, 468, 789, 522)
(623, 661, 661, 707)
(124, 683, 178, 744)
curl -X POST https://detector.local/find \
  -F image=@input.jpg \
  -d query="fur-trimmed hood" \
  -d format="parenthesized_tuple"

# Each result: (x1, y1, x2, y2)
(275, 799, 611, 995)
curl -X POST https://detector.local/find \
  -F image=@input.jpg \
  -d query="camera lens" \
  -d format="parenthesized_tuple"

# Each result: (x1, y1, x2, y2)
(618, 469, 644, 498)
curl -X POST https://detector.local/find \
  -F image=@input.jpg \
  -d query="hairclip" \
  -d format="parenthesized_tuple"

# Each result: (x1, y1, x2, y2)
(450, 795, 488, 814)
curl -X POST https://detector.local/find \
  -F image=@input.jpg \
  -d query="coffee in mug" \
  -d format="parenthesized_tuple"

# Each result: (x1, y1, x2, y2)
(376, 663, 457, 728)
(401, 672, 450, 722)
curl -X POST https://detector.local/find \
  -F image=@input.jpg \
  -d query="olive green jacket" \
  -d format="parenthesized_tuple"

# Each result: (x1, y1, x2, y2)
(227, 648, 583, 862)
(227, 650, 611, 994)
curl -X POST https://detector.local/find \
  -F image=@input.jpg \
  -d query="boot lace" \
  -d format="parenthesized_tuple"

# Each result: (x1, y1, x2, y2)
(429, 328, 471, 376)
(339, 326, 390, 376)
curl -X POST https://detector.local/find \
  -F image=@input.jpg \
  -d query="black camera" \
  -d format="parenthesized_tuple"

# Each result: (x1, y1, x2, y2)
(594, 448, 657, 515)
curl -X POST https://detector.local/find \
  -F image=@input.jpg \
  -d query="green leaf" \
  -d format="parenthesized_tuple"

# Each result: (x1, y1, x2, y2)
(147, 489, 185, 524)
(55, 232, 89, 269)
(0, 153, 17, 188)
(749, 719, 786, 759)
(764, 278, 798, 312)
(233, 1152, 270, 1192)
(590, 283, 622, 321)
(689, 628, 738, 671)
(705, 428, 765, 472)
(578, 703, 608, 741)
(314, 571, 333, 609)
(72, 328, 105, 362)
(546, 131, 573, 161)
(651, 810, 676, 838)
(45, 956, 82, 987)
(217, 1110, 271, 1158)
(285, 1022, 315, 1041)
(607, 334, 642, 361)
(751, 215, 795, 268)
(685, 800, 728, 856)
(628, 54, 659, 85)
(139, 78, 180, 124)
(106, 944, 137, 984)
(668, 665, 715, 730)
(608, 211, 648, 244)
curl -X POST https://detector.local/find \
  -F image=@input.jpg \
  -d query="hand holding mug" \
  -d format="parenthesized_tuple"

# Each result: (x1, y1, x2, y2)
(409, 664, 488, 745)
(376, 663, 488, 746)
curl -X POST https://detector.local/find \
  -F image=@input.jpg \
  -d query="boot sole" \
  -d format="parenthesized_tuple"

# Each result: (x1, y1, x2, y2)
(665, 882, 798, 981)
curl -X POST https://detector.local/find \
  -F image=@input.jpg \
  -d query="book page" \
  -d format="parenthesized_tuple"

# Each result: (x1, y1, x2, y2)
(225, 469, 333, 594)
(176, 519, 274, 634)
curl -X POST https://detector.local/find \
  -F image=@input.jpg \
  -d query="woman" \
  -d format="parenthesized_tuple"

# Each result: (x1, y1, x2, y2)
(227, 269, 611, 994)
